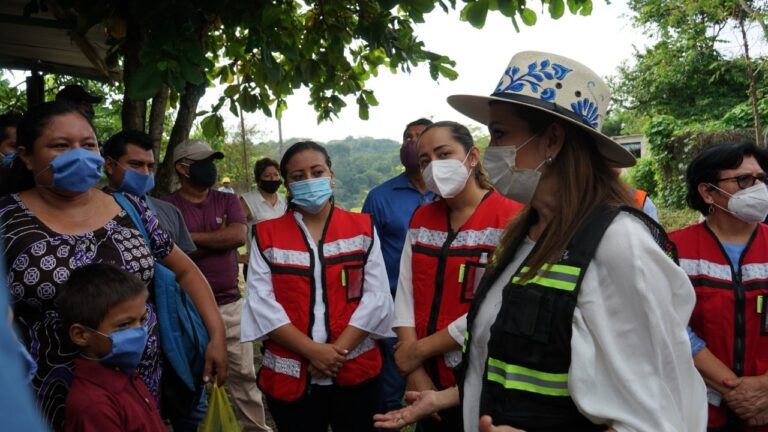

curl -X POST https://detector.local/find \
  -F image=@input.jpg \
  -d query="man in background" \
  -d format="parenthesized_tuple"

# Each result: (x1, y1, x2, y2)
(164, 140, 271, 432)
(218, 177, 235, 194)
(362, 118, 435, 420)
(101, 130, 203, 431)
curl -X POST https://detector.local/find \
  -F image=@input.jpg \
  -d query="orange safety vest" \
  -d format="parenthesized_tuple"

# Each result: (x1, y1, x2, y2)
(633, 188, 648, 210)
(254, 208, 382, 402)
(410, 190, 523, 389)
(670, 222, 768, 431)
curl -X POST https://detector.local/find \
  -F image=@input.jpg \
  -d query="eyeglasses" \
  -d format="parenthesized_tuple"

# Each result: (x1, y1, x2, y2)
(716, 173, 767, 189)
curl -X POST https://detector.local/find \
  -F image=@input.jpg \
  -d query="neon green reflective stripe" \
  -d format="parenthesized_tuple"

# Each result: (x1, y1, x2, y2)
(341, 270, 347, 287)
(462, 331, 469, 352)
(459, 264, 466, 283)
(486, 358, 569, 396)
(511, 264, 581, 291)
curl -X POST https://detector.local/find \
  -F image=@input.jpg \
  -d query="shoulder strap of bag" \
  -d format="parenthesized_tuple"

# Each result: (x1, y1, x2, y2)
(114, 192, 152, 246)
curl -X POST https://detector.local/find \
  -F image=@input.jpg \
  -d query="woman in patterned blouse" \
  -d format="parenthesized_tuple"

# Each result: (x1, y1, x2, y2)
(0, 101, 228, 430)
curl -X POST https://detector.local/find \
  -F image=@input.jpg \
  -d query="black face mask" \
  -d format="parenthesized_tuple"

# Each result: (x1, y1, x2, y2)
(187, 160, 217, 188)
(259, 180, 282, 194)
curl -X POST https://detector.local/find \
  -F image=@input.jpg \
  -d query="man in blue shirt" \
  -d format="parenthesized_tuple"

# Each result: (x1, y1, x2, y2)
(362, 118, 435, 417)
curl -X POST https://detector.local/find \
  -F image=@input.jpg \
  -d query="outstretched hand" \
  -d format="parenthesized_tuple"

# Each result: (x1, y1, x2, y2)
(373, 390, 442, 429)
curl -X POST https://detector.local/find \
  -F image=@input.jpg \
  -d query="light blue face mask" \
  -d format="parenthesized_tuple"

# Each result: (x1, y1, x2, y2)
(289, 177, 333, 214)
(37, 148, 104, 193)
(1, 150, 16, 168)
(118, 167, 156, 196)
(88, 325, 149, 372)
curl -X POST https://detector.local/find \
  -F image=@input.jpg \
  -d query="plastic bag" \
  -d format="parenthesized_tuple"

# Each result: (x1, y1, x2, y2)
(201, 383, 241, 432)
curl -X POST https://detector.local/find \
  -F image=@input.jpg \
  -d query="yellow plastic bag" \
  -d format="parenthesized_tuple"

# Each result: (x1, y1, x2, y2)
(201, 383, 241, 432)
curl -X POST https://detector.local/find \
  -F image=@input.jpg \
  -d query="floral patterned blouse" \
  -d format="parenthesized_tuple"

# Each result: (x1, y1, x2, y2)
(0, 193, 173, 430)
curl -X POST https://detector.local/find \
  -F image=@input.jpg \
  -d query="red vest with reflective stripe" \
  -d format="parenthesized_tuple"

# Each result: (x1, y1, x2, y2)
(254, 208, 382, 402)
(410, 190, 522, 389)
(670, 222, 768, 430)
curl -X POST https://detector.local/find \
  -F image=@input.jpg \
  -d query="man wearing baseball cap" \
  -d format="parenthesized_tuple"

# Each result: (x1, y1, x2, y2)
(163, 140, 271, 431)
(55, 84, 102, 119)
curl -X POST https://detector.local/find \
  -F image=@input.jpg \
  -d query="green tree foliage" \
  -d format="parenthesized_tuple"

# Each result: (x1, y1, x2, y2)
(0, 76, 25, 113)
(326, 137, 400, 209)
(614, 0, 768, 207)
(23, 0, 597, 194)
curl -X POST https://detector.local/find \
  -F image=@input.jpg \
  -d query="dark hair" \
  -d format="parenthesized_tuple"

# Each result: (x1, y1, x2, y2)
(254, 157, 280, 181)
(279, 141, 332, 180)
(0, 113, 21, 141)
(403, 118, 433, 140)
(103, 130, 153, 161)
(0, 101, 95, 195)
(57, 263, 147, 330)
(419, 120, 493, 190)
(686, 141, 768, 216)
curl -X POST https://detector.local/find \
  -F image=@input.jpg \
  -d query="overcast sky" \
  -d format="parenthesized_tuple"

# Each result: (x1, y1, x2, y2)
(204, 0, 653, 143)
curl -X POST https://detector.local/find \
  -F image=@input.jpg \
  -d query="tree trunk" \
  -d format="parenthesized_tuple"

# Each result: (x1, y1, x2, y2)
(120, 8, 147, 131)
(155, 82, 207, 195)
(239, 106, 250, 192)
(739, 15, 764, 146)
(148, 84, 169, 163)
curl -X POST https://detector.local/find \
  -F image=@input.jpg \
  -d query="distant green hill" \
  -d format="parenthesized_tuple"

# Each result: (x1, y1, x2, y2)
(325, 137, 401, 209)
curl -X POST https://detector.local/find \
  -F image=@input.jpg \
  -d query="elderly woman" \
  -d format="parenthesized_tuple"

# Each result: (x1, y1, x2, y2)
(0, 101, 227, 430)
(670, 142, 768, 430)
(375, 51, 706, 432)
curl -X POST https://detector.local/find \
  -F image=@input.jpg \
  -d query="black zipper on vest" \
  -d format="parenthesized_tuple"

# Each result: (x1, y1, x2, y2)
(319, 206, 334, 343)
(427, 230, 458, 336)
(734, 272, 746, 376)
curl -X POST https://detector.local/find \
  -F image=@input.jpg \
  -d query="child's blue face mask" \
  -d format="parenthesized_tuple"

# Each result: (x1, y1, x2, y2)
(88, 325, 149, 372)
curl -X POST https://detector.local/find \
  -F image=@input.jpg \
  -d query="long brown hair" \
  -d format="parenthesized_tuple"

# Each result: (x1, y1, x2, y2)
(494, 105, 633, 280)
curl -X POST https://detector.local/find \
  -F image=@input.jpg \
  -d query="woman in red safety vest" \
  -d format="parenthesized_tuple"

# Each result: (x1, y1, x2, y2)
(240, 141, 394, 432)
(670, 141, 768, 431)
(392, 121, 523, 432)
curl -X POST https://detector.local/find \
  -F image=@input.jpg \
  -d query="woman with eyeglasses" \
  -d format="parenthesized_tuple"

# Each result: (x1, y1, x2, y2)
(670, 141, 768, 430)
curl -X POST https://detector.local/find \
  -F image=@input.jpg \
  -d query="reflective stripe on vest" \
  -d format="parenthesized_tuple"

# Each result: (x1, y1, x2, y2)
(683, 258, 768, 284)
(511, 264, 582, 291)
(263, 349, 302, 378)
(263, 247, 311, 267)
(347, 337, 376, 360)
(323, 234, 372, 258)
(409, 227, 504, 249)
(486, 358, 570, 397)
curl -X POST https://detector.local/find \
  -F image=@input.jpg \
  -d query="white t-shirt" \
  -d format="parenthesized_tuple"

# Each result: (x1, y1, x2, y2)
(462, 213, 707, 432)
(240, 189, 287, 252)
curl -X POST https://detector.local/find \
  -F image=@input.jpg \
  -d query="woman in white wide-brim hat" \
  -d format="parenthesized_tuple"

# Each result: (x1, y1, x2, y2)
(375, 51, 707, 432)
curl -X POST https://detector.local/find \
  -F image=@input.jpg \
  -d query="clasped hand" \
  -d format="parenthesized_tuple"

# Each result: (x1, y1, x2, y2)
(723, 375, 768, 426)
(306, 343, 347, 378)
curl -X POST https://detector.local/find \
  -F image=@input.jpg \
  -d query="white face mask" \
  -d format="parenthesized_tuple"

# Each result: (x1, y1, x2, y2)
(422, 151, 472, 198)
(482, 135, 545, 204)
(710, 182, 768, 224)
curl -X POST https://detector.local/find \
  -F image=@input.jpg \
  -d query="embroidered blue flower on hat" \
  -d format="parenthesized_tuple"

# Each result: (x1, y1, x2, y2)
(571, 98, 600, 129)
(495, 59, 573, 102)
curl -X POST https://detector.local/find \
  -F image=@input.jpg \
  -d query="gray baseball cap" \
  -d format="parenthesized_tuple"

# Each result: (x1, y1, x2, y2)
(173, 140, 224, 163)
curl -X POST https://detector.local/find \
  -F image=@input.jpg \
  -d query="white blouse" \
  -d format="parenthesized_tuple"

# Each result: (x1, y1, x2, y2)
(240, 211, 395, 384)
(462, 213, 707, 432)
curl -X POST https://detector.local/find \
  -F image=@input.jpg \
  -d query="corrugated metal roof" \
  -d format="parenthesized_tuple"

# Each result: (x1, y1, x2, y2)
(0, 0, 120, 81)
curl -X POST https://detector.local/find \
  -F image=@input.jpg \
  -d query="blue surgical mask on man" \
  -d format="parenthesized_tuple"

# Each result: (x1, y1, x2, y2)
(116, 164, 156, 196)
(87, 325, 149, 372)
(36, 148, 104, 193)
(289, 177, 333, 214)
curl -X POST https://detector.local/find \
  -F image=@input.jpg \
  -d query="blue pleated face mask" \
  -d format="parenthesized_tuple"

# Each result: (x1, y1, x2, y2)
(117, 166, 156, 196)
(88, 325, 149, 372)
(289, 177, 333, 214)
(36, 148, 104, 193)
